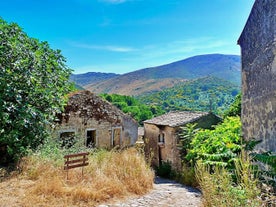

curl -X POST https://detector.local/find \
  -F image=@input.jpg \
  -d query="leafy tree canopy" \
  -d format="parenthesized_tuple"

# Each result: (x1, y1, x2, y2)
(0, 18, 73, 162)
(100, 93, 164, 125)
(184, 116, 242, 168)
(137, 76, 240, 115)
(223, 92, 241, 117)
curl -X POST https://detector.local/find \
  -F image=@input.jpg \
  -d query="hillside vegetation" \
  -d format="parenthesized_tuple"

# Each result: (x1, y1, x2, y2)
(87, 77, 183, 96)
(137, 76, 240, 115)
(100, 94, 164, 125)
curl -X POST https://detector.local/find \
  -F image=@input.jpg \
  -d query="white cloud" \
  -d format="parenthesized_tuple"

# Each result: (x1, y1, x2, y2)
(69, 42, 135, 52)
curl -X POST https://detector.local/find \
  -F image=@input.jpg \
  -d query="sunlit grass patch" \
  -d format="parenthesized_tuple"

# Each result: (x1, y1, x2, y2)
(18, 147, 154, 206)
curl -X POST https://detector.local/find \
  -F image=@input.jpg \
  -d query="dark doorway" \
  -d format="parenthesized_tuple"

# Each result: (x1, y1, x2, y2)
(158, 146, 162, 166)
(86, 129, 96, 147)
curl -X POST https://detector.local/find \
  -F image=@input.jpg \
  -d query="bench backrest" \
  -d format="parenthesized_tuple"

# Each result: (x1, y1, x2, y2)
(64, 152, 89, 170)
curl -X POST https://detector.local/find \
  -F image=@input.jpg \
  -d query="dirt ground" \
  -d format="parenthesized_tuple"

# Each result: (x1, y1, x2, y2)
(100, 176, 202, 207)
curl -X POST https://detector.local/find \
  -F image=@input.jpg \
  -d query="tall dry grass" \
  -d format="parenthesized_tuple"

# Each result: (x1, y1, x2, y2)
(196, 152, 262, 207)
(19, 147, 154, 207)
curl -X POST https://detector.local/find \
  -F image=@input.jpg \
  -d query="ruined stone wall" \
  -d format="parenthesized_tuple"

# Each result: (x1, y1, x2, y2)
(122, 116, 138, 146)
(55, 91, 138, 149)
(144, 123, 159, 167)
(239, 0, 276, 152)
(54, 114, 113, 148)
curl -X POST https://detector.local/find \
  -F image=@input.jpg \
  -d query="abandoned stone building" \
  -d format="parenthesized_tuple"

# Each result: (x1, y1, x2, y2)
(143, 111, 221, 170)
(54, 90, 138, 149)
(238, 0, 276, 152)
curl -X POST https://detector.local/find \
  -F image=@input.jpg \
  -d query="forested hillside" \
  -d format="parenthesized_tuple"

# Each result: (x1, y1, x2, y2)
(137, 76, 240, 115)
(99, 76, 240, 124)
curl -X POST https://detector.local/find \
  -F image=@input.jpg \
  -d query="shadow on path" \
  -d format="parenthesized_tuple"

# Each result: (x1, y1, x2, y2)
(154, 176, 202, 195)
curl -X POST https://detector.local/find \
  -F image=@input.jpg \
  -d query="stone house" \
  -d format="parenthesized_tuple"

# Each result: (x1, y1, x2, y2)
(143, 111, 221, 170)
(54, 90, 138, 149)
(238, 0, 276, 152)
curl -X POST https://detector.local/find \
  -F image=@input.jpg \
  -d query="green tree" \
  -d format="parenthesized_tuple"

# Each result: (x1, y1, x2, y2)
(0, 18, 73, 162)
(186, 117, 242, 168)
(137, 76, 240, 115)
(178, 123, 199, 163)
(224, 93, 241, 117)
(100, 93, 161, 125)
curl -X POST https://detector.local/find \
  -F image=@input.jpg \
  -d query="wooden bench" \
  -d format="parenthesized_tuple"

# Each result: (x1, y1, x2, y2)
(64, 152, 89, 179)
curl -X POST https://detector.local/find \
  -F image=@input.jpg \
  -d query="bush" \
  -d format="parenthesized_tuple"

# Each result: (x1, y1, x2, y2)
(156, 161, 174, 179)
(186, 116, 242, 168)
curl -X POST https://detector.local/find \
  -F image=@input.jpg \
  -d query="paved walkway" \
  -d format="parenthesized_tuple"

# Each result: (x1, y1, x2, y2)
(99, 177, 202, 207)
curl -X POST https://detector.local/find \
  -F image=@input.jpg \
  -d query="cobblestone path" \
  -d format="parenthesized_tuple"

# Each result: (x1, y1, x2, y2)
(99, 177, 202, 207)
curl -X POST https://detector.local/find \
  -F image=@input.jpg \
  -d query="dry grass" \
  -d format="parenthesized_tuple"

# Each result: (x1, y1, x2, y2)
(196, 152, 263, 207)
(1, 148, 154, 207)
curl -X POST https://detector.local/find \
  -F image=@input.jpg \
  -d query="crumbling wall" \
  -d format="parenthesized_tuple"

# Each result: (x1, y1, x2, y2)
(238, 0, 276, 152)
(122, 116, 138, 146)
(55, 91, 138, 148)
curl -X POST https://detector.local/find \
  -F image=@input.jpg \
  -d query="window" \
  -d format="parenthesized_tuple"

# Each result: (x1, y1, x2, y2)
(60, 131, 76, 148)
(158, 133, 165, 143)
(86, 129, 96, 148)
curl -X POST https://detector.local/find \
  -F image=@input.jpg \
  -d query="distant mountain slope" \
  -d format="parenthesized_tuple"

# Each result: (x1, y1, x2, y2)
(70, 72, 119, 86)
(118, 54, 240, 81)
(85, 54, 240, 96)
(86, 77, 186, 96)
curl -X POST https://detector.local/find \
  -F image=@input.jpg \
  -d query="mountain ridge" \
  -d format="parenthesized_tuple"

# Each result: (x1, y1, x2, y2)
(71, 54, 241, 96)
(70, 72, 119, 86)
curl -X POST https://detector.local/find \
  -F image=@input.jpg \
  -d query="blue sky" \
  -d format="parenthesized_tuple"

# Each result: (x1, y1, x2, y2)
(1, 0, 255, 74)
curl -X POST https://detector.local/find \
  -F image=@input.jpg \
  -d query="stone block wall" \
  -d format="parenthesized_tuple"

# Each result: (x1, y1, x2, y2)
(238, 0, 276, 152)
(144, 123, 181, 170)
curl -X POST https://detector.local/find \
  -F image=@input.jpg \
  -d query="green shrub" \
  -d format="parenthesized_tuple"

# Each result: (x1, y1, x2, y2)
(156, 161, 174, 178)
(186, 116, 242, 168)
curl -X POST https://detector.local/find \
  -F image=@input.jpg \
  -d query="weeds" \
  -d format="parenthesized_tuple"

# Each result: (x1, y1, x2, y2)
(177, 162, 198, 187)
(16, 145, 154, 206)
(196, 152, 262, 207)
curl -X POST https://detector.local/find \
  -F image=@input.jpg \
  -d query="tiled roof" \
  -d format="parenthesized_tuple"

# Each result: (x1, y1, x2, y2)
(144, 111, 210, 127)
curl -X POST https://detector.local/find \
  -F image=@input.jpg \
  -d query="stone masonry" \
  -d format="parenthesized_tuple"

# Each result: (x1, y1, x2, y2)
(238, 0, 276, 152)
(54, 90, 138, 149)
(143, 111, 221, 170)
